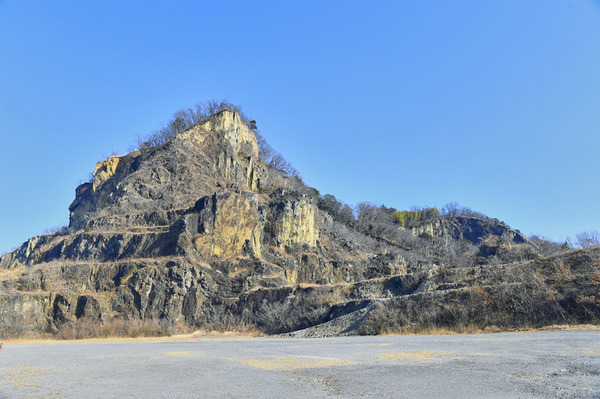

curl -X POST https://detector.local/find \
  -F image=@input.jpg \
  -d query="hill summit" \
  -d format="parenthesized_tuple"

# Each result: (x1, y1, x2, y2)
(1, 106, 599, 338)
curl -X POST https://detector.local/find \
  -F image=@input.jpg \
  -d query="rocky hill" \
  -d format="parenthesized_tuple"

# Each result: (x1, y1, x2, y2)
(1, 108, 599, 338)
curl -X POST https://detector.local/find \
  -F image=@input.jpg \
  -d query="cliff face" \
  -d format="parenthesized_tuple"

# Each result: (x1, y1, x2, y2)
(1, 109, 598, 337)
(68, 110, 262, 231)
(0, 110, 405, 334)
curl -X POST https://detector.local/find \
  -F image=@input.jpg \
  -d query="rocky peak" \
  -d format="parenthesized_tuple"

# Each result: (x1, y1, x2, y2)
(179, 109, 259, 159)
(93, 156, 122, 191)
(68, 110, 263, 231)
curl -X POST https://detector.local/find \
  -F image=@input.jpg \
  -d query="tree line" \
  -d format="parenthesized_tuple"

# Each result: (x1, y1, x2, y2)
(317, 194, 489, 229)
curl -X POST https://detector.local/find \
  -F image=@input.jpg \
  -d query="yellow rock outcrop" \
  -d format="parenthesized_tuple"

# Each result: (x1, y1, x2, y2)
(182, 109, 258, 159)
(193, 193, 261, 258)
(207, 110, 258, 158)
(93, 156, 121, 191)
(271, 197, 318, 248)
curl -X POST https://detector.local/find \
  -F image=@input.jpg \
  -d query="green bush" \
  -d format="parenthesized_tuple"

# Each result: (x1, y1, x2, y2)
(393, 207, 439, 227)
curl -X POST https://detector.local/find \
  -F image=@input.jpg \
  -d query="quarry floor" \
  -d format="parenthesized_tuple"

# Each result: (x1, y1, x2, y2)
(0, 330, 599, 398)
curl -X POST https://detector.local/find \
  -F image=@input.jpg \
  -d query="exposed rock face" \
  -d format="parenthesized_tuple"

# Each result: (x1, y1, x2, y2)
(196, 109, 259, 158)
(415, 216, 528, 245)
(1, 109, 597, 337)
(0, 109, 399, 333)
(192, 192, 262, 258)
(68, 110, 264, 232)
(94, 156, 121, 190)
(265, 195, 318, 248)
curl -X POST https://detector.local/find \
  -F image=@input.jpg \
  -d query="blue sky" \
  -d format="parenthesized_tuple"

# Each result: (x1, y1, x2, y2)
(1, 1, 599, 254)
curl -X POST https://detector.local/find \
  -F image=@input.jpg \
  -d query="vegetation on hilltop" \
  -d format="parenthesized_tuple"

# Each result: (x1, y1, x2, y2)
(135, 100, 250, 149)
(135, 99, 299, 178)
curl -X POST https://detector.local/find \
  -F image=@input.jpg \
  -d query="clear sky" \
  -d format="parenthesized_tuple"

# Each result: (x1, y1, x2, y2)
(1, 1, 599, 254)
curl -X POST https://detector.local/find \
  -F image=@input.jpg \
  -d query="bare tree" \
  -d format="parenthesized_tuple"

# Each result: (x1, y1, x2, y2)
(574, 231, 600, 249)
(441, 202, 487, 219)
(355, 202, 379, 231)
(136, 100, 255, 150)
(267, 153, 298, 177)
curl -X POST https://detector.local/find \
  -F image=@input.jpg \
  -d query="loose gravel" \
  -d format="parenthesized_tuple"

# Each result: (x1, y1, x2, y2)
(1, 330, 599, 398)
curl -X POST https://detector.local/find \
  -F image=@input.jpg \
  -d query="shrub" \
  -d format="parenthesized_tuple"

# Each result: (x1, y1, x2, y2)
(0, 311, 27, 338)
(43, 225, 70, 236)
(441, 202, 488, 219)
(318, 194, 355, 225)
(393, 207, 439, 227)
(573, 231, 600, 249)
(54, 317, 190, 340)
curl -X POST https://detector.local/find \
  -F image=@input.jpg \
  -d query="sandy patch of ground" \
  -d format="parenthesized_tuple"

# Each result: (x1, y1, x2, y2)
(2, 364, 60, 399)
(237, 355, 357, 370)
(377, 350, 456, 361)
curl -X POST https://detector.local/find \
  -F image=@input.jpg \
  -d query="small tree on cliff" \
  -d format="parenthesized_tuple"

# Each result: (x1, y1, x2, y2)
(574, 231, 600, 249)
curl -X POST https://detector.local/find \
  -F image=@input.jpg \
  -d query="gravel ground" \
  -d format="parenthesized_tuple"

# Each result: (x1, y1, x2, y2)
(0, 330, 599, 398)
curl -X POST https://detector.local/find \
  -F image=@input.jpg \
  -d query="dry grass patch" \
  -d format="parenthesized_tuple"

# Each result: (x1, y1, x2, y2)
(2, 364, 61, 398)
(188, 329, 261, 339)
(0, 267, 27, 282)
(536, 324, 600, 331)
(378, 350, 456, 361)
(167, 351, 194, 357)
(580, 349, 600, 354)
(237, 355, 356, 370)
